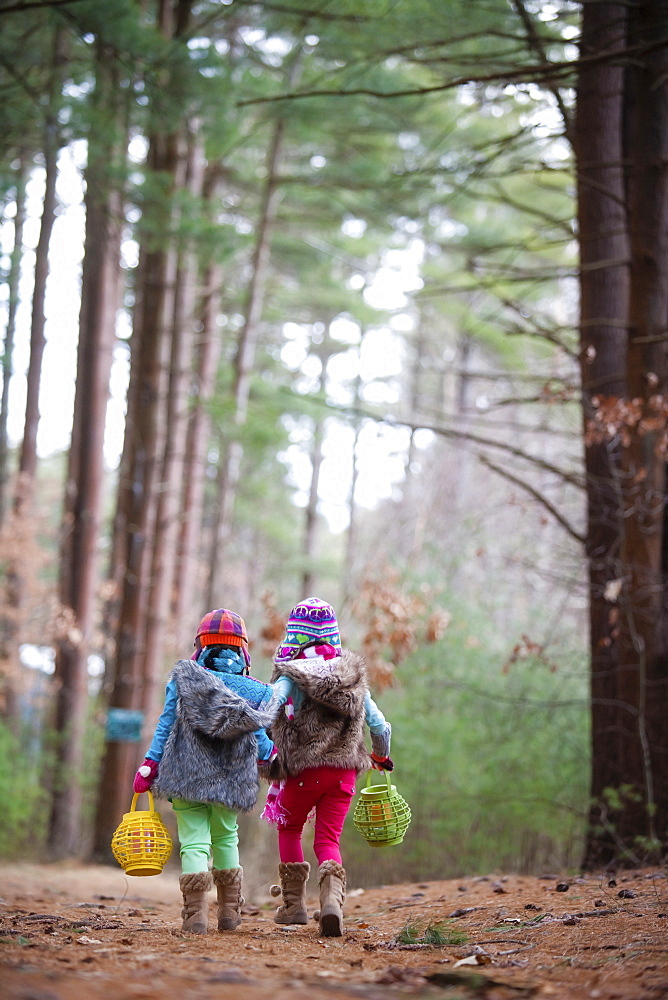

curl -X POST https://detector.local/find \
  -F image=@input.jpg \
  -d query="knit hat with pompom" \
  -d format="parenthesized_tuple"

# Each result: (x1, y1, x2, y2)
(275, 597, 341, 661)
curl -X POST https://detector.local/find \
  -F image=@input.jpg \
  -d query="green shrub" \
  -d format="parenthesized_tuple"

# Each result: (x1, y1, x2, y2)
(343, 601, 589, 884)
(0, 720, 49, 858)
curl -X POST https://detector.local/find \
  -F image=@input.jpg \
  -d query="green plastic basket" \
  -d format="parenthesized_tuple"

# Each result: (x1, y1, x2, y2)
(353, 770, 411, 847)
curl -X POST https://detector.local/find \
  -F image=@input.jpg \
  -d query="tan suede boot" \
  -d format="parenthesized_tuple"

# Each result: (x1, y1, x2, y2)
(212, 866, 244, 931)
(270, 861, 310, 924)
(179, 871, 213, 934)
(317, 860, 346, 937)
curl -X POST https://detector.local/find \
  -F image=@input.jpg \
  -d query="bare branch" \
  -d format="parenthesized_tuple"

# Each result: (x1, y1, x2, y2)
(277, 386, 585, 490)
(0, 0, 90, 15)
(477, 453, 585, 544)
(511, 0, 574, 138)
(237, 38, 668, 107)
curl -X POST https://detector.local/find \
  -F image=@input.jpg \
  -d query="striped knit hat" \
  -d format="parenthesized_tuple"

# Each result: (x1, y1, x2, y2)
(193, 608, 251, 667)
(275, 597, 341, 661)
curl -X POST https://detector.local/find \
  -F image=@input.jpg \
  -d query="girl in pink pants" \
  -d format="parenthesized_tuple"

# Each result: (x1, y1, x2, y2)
(275, 764, 357, 865)
(262, 598, 393, 937)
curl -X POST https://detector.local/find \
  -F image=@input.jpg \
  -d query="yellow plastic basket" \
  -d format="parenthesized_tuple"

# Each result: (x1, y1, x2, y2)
(353, 770, 411, 847)
(111, 791, 173, 876)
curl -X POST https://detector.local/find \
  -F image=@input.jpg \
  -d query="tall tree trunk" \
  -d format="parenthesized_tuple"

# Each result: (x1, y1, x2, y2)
(172, 167, 224, 646)
(0, 154, 27, 528)
(206, 55, 302, 606)
(301, 415, 324, 598)
(0, 155, 28, 724)
(142, 123, 204, 726)
(49, 41, 126, 859)
(14, 27, 65, 518)
(206, 131, 284, 604)
(92, 0, 192, 858)
(614, 0, 668, 858)
(2, 26, 66, 726)
(578, 0, 668, 865)
(576, 0, 630, 869)
(341, 356, 364, 611)
(301, 332, 335, 597)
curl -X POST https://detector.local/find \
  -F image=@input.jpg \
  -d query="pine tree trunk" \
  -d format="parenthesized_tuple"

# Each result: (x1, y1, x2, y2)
(2, 26, 66, 723)
(614, 0, 668, 858)
(578, 0, 668, 866)
(142, 125, 204, 727)
(172, 165, 224, 646)
(92, 179, 173, 858)
(0, 155, 27, 529)
(302, 416, 324, 598)
(15, 28, 65, 516)
(206, 55, 303, 605)
(92, 0, 192, 858)
(49, 42, 125, 859)
(0, 156, 28, 724)
(206, 129, 285, 604)
(576, 0, 630, 869)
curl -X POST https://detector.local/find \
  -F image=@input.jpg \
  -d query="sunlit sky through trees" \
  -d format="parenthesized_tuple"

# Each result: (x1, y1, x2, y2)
(0, 145, 438, 533)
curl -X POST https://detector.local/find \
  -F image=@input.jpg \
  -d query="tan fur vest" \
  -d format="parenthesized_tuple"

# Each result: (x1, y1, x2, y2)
(269, 650, 371, 780)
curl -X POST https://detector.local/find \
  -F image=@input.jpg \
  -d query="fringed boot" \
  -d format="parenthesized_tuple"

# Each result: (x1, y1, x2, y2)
(212, 866, 244, 931)
(317, 860, 346, 937)
(179, 871, 213, 934)
(270, 861, 310, 925)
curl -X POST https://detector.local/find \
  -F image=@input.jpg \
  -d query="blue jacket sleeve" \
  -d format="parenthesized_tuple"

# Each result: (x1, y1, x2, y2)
(254, 728, 274, 760)
(255, 676, 296, 760)
(145, 678, 178, 761)
(270, 675, 294, 705)
(365, 691, 387, 733)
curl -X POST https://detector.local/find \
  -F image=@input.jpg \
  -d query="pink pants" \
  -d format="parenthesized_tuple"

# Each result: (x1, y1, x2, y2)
(277, 765, 357, 865)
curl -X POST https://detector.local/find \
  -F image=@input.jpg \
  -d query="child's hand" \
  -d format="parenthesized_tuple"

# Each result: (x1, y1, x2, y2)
(133, 758, 159, 792)
(258, 744, 278, 767)
(370, 752, 394, 772)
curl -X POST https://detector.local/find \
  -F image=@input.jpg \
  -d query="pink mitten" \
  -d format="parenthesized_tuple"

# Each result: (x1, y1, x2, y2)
(133, 758, 159, 793)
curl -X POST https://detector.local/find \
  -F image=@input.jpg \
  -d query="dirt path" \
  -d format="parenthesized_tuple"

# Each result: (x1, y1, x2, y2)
(1, 862, 666, 1000)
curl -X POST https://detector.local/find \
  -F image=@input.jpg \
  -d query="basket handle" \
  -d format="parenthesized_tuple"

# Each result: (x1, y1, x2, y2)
(365, 770, 393, 793)
(131, 790, 156, 812)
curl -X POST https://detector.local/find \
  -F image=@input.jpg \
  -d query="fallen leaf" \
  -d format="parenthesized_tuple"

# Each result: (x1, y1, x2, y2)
(454, 954, 492, 967)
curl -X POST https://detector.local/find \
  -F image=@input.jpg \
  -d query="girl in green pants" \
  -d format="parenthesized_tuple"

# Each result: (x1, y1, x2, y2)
(133, 608, 277, 934)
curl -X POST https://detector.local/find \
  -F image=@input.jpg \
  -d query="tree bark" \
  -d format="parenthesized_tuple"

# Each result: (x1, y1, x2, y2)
(0, 155, 27, 529)
(206, 54, 303, 606)
(578, 0, 668, 865)
(614, 0, 668, 858)
(0, 155, 28, 724)
(15, 28, 66, 517)
(172, 168, 224, 647)
(142, 123, 204, 727)
(49, 40, 125, 859)
(576, 0, 630, 868)
(2, 26, 66, 725)
(302, 414, 324, 598)
(92, 0, 192, 858)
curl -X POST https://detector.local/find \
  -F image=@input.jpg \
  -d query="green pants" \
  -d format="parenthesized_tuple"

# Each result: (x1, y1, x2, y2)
(171, 798, 239, 873)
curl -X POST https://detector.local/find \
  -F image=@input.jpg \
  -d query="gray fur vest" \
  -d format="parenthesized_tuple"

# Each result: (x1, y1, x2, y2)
(269, 650, 371, 780)
(153, 659, 275, 812)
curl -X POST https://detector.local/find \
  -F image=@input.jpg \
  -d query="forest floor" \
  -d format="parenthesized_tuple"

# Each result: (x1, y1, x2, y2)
(0, 861, 667, 1000)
